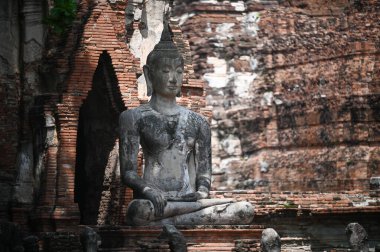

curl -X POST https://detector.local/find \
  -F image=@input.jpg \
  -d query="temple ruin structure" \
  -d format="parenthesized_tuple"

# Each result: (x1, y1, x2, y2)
(0, 0, 379, 250)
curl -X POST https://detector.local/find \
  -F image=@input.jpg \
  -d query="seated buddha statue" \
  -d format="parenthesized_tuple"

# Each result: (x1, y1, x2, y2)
(119, 25, 254, 226)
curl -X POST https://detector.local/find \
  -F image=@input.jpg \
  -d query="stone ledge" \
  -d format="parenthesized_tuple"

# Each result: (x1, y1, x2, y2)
(209, 191, 380, 217)
(96, 225, 264, 250)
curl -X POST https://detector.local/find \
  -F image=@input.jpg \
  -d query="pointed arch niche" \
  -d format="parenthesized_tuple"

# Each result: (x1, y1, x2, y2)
(35, 2, 141, 230)
(33, 1, 208, 231)
(74, 51, 124, 225)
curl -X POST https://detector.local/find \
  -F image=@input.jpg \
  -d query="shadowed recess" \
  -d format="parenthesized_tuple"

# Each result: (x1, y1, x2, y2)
(74, 51, 124, 225)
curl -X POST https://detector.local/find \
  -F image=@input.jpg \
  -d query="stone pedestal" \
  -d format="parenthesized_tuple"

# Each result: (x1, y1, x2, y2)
(97, 225, 264, 251)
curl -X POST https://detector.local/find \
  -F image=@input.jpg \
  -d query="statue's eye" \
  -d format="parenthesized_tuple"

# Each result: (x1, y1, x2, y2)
(162, 69, 170, 73)
(176, 69, 183, 74)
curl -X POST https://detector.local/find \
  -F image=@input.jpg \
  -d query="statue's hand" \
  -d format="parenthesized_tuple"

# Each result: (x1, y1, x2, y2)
(142, 187, 167, 217)
(196, 190, 208, 199)
(196, 185, 209, 199)
(180, 186, 209, 201)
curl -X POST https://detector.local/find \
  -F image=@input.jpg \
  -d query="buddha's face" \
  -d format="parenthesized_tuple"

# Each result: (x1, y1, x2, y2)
(148, 57, 184, 98)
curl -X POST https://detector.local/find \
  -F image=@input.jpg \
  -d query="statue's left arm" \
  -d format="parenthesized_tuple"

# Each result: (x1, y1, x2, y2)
(195, 116, 212, 198)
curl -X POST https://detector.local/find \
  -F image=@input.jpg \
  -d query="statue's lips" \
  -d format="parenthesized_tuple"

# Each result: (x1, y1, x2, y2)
(167, 86, 178, 90)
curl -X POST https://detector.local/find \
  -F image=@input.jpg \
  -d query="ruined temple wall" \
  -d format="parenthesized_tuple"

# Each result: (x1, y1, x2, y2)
(47, 1, 142, 228)
(0, 0, 48, 220)
(32, 0, 209, 229)
(0, 0, 209, 229)
(174, 0, 380, 192)
(0, 0, 137, 228)
(0, 1, 21, 218)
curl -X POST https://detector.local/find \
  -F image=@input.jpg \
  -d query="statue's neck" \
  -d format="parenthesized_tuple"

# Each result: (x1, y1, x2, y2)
(149, 94, 180, 115)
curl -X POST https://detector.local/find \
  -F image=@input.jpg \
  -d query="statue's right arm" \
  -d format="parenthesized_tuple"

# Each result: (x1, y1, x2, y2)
(119, 109, 147, 193)
(119, 109, 167, 216)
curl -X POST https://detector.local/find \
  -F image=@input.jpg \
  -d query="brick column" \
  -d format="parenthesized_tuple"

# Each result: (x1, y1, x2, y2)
(33, 146, 58, 231)
(52, 103, 80, 230)
(31, 97, 60, 231)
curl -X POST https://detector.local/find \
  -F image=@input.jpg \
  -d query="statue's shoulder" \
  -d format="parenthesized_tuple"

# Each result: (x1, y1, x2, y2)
(185, 108, 210, 128)
(119, 105, 150, 125)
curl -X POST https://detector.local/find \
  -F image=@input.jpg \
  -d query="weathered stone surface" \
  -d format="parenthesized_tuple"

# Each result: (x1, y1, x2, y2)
(120, 26, 253, 226)
(174, 0, 380, 192)
(370, 177, 380, 190)
(12, 143, 34, 205)
(261, 228, 281, 252)
(0, 221, 24, 252)
(346, 223, 369, 252)
(23, 236, 39, 252)
(80, 226, 101, 252)
(162, 224, 187, 252)
(127, 0, 173, 97)
(42, 232, 81, 252)
(0, 0, 209, 227)
(0, 3, 379, 251)
(27, 0, 210, 230)
(97, 143, 123, 226)
(0, 0, 22, 219)
(97, 225, 264, 252)
(376, 244, 380, 252)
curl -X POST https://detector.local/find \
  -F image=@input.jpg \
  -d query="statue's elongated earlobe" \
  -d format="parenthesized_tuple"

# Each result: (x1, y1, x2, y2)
(143, 65, 153, 96)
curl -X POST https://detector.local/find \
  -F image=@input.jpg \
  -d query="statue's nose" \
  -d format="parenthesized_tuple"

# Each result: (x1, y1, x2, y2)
(169, 73, 177, 84)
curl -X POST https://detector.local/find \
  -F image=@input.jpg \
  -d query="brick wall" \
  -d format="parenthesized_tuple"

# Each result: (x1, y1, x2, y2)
(42, 232, 82, 252)
(31, 0, 209, 230)
(0, 76, 20, 219)
(174, 0, 380, 192)
(2, 1, 377, 249)
(0, 1, 21, 220)
(49, 2, 140, 229)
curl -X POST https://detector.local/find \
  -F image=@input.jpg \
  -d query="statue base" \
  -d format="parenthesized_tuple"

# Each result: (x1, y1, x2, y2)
(96, 225, 264, 251)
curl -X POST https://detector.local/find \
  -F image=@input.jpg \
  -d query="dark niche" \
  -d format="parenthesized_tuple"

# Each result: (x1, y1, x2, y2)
(74, 52, 124, 225)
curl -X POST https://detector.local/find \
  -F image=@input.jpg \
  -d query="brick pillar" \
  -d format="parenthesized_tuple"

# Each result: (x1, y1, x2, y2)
(31, 98, 60, 231)
(33, 146, 58, 231)
(52, 103, 80, 231)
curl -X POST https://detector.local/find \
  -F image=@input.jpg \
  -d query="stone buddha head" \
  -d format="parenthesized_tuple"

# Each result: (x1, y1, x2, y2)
(143, 25, 184, 98)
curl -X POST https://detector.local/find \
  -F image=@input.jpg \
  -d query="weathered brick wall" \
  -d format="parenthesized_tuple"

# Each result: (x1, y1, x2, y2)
(0, 0, 209, 231)
(32, 0, 209, 230)
(0, 71, 20, 219)
(42, 232, 82, 252)
(248, 0, 380, 192)
(174, 0, 380, 192)
(0, 1, 21, 219)
(0, 0, 46, 220)
(2, 0, 378, 239)
(47, 2, 140, 229)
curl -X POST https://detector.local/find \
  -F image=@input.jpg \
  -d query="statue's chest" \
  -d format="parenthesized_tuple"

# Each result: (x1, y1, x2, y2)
(139, 113, 197, 152)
